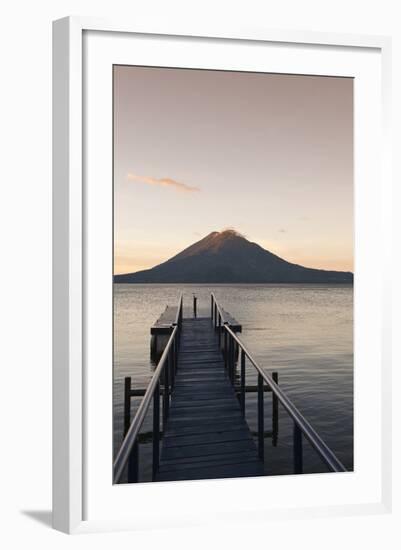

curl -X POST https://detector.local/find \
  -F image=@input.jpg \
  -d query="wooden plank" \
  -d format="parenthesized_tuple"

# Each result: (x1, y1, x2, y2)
(168, 403, 241, 415)
(173, 402, 236, 409)
(158, 462, 262, 482)
(160, 439, 257, 461)
(171, 391, 235, 401)
(159, 449, 260, 468)
(166, 413, 244, 425)
(170, 400, 239, 410)
(180, 350, 218, 359)
(163, 422, 248, 437)
(159, 453, 260, 472)
(172, 393, 234, 401)
(174, 373, 227, 381)
(162, 429, 253, 448)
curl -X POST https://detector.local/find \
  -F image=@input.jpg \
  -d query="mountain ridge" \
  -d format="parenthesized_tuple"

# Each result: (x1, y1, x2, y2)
(114, 230, 353, 284)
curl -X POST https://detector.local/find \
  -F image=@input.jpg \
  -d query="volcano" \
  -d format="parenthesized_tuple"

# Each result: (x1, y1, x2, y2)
(114, 230, 353, 284)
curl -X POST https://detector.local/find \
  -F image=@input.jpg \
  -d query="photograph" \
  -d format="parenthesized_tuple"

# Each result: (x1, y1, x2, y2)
(112, 65, 354, 484)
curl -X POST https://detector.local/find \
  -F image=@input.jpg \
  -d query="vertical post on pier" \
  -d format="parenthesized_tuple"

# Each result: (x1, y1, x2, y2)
(193, 295, 197, 318)
(231, 336, 236, 384)
(169, 345, 174, 389)
(163, 356, 170, 424)
(210, 295, 213, 320)
(214, 303, 217, 328)
(218, 313, 221, 347)
(124, 376, 139, 482)
(124, 377, 131, 436)
(127, 441, 139, 483)
(293, 424, 303, 474)
(240, 349, 246, 416)
(174, 334, 180, 372)
(227, 334, 231, 380)
(152, 381, 160, 481)
(272, 372, 279, 446)
(258, 373, 265, 461)
(173, 337, 177, 375)
(232, 335, 235, 383)
(224, 328, 228, 370)
(228, 334, 234, 384)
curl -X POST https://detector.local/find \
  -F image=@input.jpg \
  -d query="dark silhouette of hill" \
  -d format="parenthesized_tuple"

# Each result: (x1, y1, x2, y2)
(114, 230, 353, 284)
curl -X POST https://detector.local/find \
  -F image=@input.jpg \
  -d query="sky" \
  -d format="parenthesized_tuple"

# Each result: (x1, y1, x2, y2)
(114, 65, 353, 275)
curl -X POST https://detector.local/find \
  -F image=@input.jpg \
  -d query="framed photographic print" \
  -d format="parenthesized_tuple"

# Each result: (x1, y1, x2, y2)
(52, 17, 392, 534)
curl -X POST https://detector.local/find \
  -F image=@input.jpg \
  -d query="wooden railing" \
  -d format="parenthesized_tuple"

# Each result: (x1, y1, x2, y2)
(113, 294, 183, 483)
(210, 293, 347, 473)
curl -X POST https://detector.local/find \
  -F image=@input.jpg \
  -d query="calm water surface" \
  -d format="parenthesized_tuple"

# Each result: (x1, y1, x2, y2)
(113, 284, 353, 480)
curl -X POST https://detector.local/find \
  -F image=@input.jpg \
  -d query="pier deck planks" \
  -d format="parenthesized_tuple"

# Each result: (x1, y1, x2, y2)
(157, 317, 264, 481)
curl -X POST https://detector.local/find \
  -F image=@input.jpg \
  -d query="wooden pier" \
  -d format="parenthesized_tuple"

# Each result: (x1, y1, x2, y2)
(156, 317, 263, 481)
(113, 293, 347, 485)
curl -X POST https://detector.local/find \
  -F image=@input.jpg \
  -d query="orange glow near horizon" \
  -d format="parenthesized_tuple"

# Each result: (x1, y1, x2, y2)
(113, 236, 353, 275)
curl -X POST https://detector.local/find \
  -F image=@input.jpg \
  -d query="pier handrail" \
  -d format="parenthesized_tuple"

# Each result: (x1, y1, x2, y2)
(174, 293, 183, 326)
(211, 293, 347, 473)
(113, 293, 183, 483)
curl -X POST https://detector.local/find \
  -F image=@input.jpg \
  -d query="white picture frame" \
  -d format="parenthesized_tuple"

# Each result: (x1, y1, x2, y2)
(52, 16, 392, 534)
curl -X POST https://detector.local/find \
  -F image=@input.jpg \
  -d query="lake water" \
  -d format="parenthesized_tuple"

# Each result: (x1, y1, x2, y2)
(113, 284, 353, 481)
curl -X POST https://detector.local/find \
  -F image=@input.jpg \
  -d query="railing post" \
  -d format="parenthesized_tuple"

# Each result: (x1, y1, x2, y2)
(169, 344, 174, 389)
(173, 337, 177, 374)
(240, 349, 246, 416)
(124, 377, 131, 436)
(258, 373, 265, 461)
(174, 336, 180, 372)
(124, 378, 139, 483)
(152, 381, 160, 481)
(228, 334, 234, 383)
(227, 334, 231, 379)
(163, 358, 170, 424)
(193, 295, 197, 318)
(272, 371, 279, 446)
(231, 336, 236, 384)
(218, 314, 221, 347)
(224, 327, 228, 370)
(210, 295, 213, 320)
(233, 340, 236, 365)
(293, 424, 303, 474)
(127, 441, 139, 483)
(177, 319, 181, 348)
(214, 303, 217, 328)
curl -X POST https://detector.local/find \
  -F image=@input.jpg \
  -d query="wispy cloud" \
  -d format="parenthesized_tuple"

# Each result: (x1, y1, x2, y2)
(127, 173, 200, 193)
